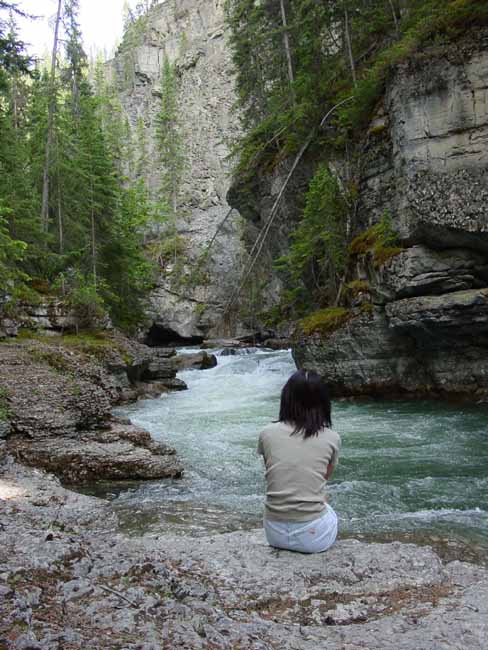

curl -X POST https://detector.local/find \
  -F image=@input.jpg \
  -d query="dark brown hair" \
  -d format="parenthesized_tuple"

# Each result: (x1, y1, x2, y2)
(279, 369, 331, 438)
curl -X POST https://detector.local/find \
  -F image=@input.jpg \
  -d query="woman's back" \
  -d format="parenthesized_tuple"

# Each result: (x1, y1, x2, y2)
(258, 368, 340, 553)
(259, 421, 340, 522)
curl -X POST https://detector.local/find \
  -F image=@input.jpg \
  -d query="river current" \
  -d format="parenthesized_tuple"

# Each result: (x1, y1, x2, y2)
(104, 348, 488, 550)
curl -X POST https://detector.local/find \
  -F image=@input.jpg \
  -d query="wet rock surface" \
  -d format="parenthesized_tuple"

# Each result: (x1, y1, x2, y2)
(174, 351, 218, 371)
(0, 338, 184, 483)
(1, 461, 488, 649)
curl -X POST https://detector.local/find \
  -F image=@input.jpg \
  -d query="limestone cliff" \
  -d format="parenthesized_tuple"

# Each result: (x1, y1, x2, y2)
(294, 32, 488, 399)
(109, 0, 246, 342)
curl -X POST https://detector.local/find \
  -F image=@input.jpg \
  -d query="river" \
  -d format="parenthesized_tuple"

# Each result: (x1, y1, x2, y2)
(102, 348, 488, 551)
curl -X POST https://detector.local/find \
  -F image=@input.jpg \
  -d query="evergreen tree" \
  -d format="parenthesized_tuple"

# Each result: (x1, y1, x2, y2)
(155, 55, 185, 219)
(0, 0, 159, 331)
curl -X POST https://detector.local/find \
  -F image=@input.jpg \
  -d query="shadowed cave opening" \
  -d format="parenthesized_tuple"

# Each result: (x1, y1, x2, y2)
(145, 323, 204, 347)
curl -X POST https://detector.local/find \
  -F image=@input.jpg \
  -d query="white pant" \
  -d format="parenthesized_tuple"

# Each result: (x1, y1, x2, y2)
(264, 504, 338, 554)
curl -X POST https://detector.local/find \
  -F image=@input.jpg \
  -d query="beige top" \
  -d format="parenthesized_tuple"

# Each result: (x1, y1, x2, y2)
(258, 421, 341, 522)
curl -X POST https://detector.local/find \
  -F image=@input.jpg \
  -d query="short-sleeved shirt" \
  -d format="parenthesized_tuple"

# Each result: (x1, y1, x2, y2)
(258, 421, 341, 522)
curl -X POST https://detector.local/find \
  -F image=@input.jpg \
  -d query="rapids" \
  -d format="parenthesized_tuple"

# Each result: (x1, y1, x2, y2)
(103, 348, 488, 549)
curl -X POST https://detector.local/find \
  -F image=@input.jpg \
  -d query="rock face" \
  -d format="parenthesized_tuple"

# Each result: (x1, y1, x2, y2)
(295, 33, 488, 399)
(0, 298, 104, 339)
(0, 338, 184, 482)
(109, 0, 247, 341)
(1, 462, 488, 649)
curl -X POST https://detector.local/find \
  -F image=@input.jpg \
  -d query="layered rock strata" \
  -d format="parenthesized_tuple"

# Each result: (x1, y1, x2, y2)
(295, 33, 488, 399)
(0, 337, 184, 482)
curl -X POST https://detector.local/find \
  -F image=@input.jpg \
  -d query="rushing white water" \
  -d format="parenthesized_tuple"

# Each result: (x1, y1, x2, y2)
(106, 348, 488, 547)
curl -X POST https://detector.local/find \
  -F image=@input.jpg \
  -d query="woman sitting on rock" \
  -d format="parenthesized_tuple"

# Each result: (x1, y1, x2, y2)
(258, 369, 340, 553)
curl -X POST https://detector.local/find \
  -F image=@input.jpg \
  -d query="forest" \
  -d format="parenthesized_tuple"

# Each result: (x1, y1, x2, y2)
(0, 0, 173, 333)
(1, 0, 487, 335)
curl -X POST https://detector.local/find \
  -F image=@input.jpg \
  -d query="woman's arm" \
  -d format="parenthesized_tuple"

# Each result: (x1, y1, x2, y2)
(325, 463, 335, 480)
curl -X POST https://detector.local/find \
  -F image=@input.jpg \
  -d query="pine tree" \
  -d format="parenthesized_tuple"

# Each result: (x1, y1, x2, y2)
(155, 55, 185, 220)
(40, 0, 62, 234)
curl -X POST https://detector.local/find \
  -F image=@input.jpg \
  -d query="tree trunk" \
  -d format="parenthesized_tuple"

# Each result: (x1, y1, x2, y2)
(279, 0, 295, 101)
(90, 181, 97, 289)
(57, 184, 63, 255)
(343, 4, 357, 86)
(41, 0, 63, 233)
(387, 0, 400, 36)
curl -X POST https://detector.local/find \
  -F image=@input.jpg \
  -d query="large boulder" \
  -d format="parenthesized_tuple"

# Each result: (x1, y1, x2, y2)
(174, 351, 218, 371)
(293, 310, 419, 397)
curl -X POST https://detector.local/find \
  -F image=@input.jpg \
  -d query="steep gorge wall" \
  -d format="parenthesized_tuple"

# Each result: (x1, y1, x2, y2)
(109, 0, 247, 342)
(295, 32, 488, 399)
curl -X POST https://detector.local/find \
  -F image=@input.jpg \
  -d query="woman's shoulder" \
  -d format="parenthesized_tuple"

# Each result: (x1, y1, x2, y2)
(260, 420, 293, 437)
(320, 427, 341, 445)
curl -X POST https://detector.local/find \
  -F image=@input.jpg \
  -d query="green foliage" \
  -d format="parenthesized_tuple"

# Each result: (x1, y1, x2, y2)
(0, 2, 32, 91)
(360, 302, 374, 316)
(344, 279, 369, 298)
(0, 2, 160, 333)
(28, 347, 71, 373)
(0, 208, 28, 291)
(349, 213, 403, 269)
(155, 55, 185, 218)
(299, 307, 353, 337)
(193, 302, 207, 318)
(64, 272, 107, 331)
(227, 0, 488, 173)
(275, 165, 350, 315)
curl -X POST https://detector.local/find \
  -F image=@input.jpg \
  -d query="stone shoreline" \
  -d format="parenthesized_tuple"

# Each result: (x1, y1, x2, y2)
(1, 460, 488, 649)
(0, 335, 186, 483)
(2, 337, 488, 648)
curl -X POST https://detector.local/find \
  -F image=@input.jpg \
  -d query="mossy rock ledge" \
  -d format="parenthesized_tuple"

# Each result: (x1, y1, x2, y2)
(293, 289, 488, 400)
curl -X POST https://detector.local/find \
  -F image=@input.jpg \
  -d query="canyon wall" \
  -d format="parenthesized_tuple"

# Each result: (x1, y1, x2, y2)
(112, 3, 488, 398)
(109, 0, 247, 342)
(294, 32, 488, 399)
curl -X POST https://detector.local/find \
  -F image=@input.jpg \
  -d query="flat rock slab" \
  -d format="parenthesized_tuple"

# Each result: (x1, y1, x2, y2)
(147, 531, 488, 649)
(1, 462, 488, 649)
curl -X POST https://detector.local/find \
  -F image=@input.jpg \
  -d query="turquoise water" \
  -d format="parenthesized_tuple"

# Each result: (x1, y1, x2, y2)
(107, 348, 488, 548)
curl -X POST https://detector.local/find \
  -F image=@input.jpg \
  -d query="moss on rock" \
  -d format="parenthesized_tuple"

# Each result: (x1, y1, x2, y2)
(300, 307, 353, 337)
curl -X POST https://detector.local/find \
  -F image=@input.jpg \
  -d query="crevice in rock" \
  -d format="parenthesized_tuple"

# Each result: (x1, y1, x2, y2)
(144, 323, 204, 347)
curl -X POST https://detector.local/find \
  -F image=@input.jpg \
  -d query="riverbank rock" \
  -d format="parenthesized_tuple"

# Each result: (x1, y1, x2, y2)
(294, 33, 488, 400)
(174, 351, 218, 371)
(7, 419, 182, 483)
(1, 462, 487, 649)
(0, 337, 184, 483)
(263, 337, 291, 350)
